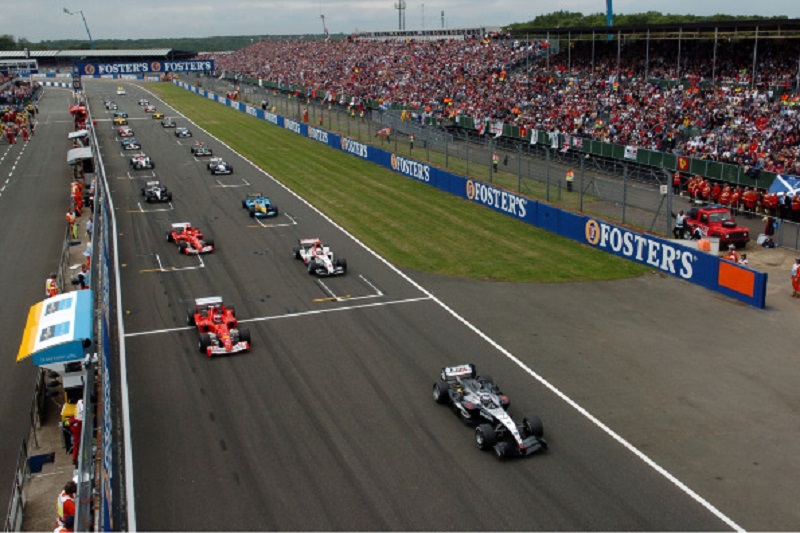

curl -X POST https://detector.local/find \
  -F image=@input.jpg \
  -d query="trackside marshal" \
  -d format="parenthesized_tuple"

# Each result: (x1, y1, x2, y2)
(78, 60, 214, 76)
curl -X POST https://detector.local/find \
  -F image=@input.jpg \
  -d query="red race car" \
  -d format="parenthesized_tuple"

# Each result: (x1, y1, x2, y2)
(187, 296, 251, 356)
(166, 222, 214, 254)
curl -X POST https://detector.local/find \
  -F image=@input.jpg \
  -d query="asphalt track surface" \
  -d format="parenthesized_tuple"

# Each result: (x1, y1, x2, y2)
(87, 80, 800, 532)
(0, 89, 77, 511)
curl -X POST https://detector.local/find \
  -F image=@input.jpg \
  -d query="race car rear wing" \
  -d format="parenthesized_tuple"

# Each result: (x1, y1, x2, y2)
(441, 364, 476, 381)
(194, 296, 223, 309)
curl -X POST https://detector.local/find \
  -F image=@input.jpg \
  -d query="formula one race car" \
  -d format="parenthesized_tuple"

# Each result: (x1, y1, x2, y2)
(209, 160, 233, 175)
(293, 238, 347, 276)
(118, 126, 134, 137)
(190, 142, 213, 157)
(152, 112, 164, 120)
(121, 138, 142, 150)
(104, 100, 118, 110)
(113, 111, 128, 119)
(186, 296, 251, 357)
(113, 116, 128, 126)
(161, 118, 176, 128)
(130, 153, 155, 170)
(175, 127, 192, 138)
(137, 99, 150, 106)
(433, 364, 547, 459)
(242, 192, 278, 218)
(141, 180, 172, 203)
(166, 222, 214, 255)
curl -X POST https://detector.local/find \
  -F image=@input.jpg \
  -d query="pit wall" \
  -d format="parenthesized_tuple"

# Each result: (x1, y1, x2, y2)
(172, 80, 768, 308)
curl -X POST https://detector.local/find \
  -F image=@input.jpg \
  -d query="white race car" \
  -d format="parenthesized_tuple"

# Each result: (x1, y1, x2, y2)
(130, 153, 155, 170)
(293, 238, 347, 276)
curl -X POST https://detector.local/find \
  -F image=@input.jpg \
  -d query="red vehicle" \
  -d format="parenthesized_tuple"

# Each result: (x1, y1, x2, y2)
(684, 205, 750, 248)
(166, 222, 214, 254)
(186, 297, 251, 356)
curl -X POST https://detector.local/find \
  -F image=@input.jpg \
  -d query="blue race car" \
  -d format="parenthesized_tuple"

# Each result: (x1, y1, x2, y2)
(242, 193, 279, 218)
(121, 137, 142, 150)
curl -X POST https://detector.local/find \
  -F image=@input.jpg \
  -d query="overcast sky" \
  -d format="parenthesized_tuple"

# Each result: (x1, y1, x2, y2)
(4, 0, 800, 42)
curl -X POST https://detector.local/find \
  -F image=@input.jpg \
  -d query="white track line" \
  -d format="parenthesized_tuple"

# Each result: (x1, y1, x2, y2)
(138, 84, 744, 532)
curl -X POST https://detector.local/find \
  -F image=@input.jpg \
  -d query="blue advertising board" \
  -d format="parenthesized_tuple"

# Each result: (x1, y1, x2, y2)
(77, 60, 214, 77)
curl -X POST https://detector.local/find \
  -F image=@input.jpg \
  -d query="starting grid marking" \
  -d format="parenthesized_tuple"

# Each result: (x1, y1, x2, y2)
(139, 253, 205, 273)
(124, 296, 433, 338)
(120, 171, 157, 180)
(248, 213, 298, 228)
(313, 275, 383, 303)
(126, 202, 174, 213)
(214, 177, 250, 188)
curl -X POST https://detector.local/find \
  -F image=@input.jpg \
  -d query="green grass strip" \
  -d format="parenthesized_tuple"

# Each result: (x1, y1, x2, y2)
(150, 83, 649, 282)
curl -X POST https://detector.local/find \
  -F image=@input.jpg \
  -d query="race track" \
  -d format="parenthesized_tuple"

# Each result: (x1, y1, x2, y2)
(88, 80, 799, 531)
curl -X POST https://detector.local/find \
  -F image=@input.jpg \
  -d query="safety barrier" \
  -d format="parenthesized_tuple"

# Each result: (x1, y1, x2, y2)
(173, 80, 768, 308)
(3, 440, 28, 532)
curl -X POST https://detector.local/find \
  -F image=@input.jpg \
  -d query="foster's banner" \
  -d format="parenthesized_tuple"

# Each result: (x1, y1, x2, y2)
(78, 60, 214, 77)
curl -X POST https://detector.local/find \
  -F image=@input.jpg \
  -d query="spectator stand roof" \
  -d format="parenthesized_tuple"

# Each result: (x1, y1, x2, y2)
(513, 17, 800, 41)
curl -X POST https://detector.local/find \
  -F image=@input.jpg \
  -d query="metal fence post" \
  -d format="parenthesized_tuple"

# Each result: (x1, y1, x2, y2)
(623, 163, 628, 224)
(580, 155, 585, 212)
(465, 133, 470, 178)
(545, 148, 551, 202)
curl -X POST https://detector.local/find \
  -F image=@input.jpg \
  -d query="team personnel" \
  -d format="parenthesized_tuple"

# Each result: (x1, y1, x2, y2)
(56, 481, 76, 528)
(792, 258, 800, 298)
(673, 210, 686, 239)
(565, 168, 575, 192)
(45, 273, 58, 298)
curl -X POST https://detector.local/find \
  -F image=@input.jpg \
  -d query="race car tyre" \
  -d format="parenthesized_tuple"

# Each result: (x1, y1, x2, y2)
(178, 241, 188, 253)
(293, 247, 301, 259)
(242, 200, 248, 208)
(198, 333, 211, 354)
(273, 206, 279, 215)
(308, 262, 317, 275)
(494, 441, 512, 459)
(145, 195, 152, 203)
(151, 162, 155, 169)
(186, 309, 195, 326)
(523, 416, 544, 439)
(337, 258, 348, 273)
(166, 232, 174, 242)
(432, 381, 450, 404)
(239, 328, 251, 344)
(468, 364, 477, 378)
(204, 238, 214, 248)
(475, 424, 497, 450)
(249, 209, 256, 218)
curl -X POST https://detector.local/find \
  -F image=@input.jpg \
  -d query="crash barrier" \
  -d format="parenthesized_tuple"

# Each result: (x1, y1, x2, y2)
(84, 102, 127, 531)
(3, 440, 28, 532)
(3, 370, 47, 532)
(174, 80, 769, 308)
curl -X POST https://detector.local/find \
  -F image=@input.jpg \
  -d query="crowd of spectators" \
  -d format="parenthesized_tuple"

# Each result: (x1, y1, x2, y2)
(208, 34, 800, 176)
